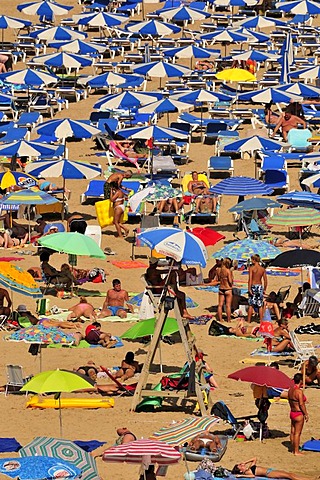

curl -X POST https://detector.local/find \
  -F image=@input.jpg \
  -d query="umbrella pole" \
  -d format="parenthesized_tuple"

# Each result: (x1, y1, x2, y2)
(59, 395, 63, 437)
(62, 177, 66, 221)
(27, 205, 31, 243)
(167, 111, 169, 128)
(159, 339, 163, 373)
(200, 105, 203, 142)
(302, 360, 306, 391)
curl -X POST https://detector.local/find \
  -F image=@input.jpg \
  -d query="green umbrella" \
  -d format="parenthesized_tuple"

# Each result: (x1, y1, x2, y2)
(38, 232, 105, 258)
(120, 317, 179, 339)
(268, 206, 320, 226)
(21, 370, 93, 436)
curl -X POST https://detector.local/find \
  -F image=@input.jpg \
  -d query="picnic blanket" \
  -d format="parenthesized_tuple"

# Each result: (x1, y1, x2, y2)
(250, 348, 294, 357)
(189, 315, 213, 325)
(6, 325, 74, 344)
(150, 416, 220, 446)
(111, 260, 147, 269)
(0, 438, 22, 453)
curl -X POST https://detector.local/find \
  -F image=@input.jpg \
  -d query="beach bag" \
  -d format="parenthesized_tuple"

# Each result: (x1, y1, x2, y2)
(160, 375, 189, 391)
(139, 292, 154, 320)
(196, 459, 216, 475)
(186, 272, 203, 286)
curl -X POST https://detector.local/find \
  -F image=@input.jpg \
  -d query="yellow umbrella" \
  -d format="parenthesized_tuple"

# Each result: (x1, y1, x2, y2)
(215, 68, 256, 82)
(0, 171, 38, 189)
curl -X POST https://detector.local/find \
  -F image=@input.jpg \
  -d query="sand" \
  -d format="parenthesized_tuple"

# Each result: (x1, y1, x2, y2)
(0, 1, 319, 479)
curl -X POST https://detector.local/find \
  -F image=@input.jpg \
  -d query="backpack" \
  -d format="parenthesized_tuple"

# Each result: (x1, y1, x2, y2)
(210, 401, 230, 422)
(208, 319, 230, 337)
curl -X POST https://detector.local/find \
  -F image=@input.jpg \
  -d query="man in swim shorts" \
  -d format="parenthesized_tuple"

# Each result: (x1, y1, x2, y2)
(247, 254, 268, 323)
(98, 279, 133, 318)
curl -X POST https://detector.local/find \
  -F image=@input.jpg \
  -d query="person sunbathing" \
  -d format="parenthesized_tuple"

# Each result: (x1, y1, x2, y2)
(271, 237, 319, 249)
(264, 291, 281, 321)
(116, 141, 146, 159)
(270, 319, 294, 353)
(189, 433, 222, 453)
(75, 360, 99, 382)
(157, 198, 183, 214)
(301, 356, 320, 386)
(195, 195, 217, 214)
(67, 297, 96, 321)
(187, 171, 210, 196)
(115, 351, 140, 382)
(115, 427, 137, 445)
(231, 457, 312, 480)
(228, 319, 260, 338)
(84, 321, 117, 348)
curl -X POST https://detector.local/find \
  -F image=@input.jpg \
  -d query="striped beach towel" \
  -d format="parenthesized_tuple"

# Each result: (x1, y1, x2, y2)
(150, 416, 220, 446)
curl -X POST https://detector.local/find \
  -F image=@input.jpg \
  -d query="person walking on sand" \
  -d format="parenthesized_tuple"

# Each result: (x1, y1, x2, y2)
(213, 257, 234, 323)
(247, 254, 267, 323)
(288, 373, 309, 456)
(103, 170, 132, 200)
(110, 185, 129, 239)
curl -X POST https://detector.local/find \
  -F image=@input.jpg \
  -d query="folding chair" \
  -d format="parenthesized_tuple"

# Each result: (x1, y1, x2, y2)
(132, 215, 160, 259)
(5, 364, 33, 396)
(207, 156, 234, 178)
(297, 289, 320, 319)
(289, 331, 316, 368)
(99, 366, 137, 396)
(211, 401, 261, 440)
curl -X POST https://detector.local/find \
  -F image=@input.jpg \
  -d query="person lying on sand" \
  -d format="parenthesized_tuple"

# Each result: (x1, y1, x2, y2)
(67, 297, 96, 321)
(228, 320, 260, 338)
(231, 457, 314, 480)
(85, 321, 117, 348)
(75, 360, 99, 382)
(114, 351, 140, 382)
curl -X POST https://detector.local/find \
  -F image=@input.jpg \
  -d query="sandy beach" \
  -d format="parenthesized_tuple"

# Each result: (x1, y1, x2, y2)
(0, 1, 319, 479)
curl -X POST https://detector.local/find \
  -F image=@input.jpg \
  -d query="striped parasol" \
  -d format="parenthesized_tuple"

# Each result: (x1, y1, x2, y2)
(268, 206, 320, 226)
(102, 439, 181, 465)
(0, 262, 42, 298)
(149, 416, 220, 445)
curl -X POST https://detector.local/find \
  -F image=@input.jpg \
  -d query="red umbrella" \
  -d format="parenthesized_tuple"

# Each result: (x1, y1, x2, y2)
(102, 439, 181, 465)
(188, 227, 225, 247)
(228, 366, 293, 389)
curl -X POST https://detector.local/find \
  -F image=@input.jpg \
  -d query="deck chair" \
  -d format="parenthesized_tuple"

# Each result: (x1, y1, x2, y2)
(99, 366, 137, 396)
(107, 140, 141, 169)
(5, 364, 33, 396)
(132, 215, 160, 259)
(287, 128, 313, 153)
(297, 289, 320, 319)
(264, 169, 289, 192)
(0, 315, 9, 330)
(85, 225, 102, 247)
(81, 180, 105, 204)
(17, 112, 42, 129)
(208, 156, 234, 178)
(211, 401, 261, 440)
(289, 331, 316, 368)
(204, 122, 228, 143)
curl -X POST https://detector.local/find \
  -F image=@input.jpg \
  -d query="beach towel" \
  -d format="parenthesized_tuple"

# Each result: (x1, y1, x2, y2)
(189, 315, 213, 325)
(73, 440, 106, 452)
(0, 438, 21, 452)
(98, 312, 140, 322)
(48, 336, 123, 349)
(0, 257, 24, 262)
(6, 325, 74, 344)
(302, 439, 320, 451)
(250, 348, 294, 357)
(150, 416, 220, 446)
(111, 260, 147, 269)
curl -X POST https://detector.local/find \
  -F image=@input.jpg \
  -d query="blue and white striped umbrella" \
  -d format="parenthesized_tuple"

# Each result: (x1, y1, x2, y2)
(1, 68, 58, 86)
(137, 227, 208, 266)
(29, 26, 87, 41)
(200, 29, 248, 43)
(17, 0, 73, 17)
(49, 39, 107, 54)
(73, 11, 128, 27)
(160, 5, 211, 22)
(276, 0, 320, 14)
(0, 140, 57, 158)
(231, 50, 279, 62)
(211, 176, 273, 196)
(238, 87, 301, 103)
(277, 191, 320, 209)
(132, 61, 191, 78)
(127, 19, 181, 36)
(164, 44, 219, 60)
(116, 125, 188, 140)
(234, 16, 287, 29)
(25, 159, 101, 180)
(211, 0, 257, 6)
(176, 88, 232, 103)
(94, 91, 161, 110)
(0, 15, 31, 29)
(87, 71, 143, 89)
(223, 135, 283, 153)
(32, 51, 93, 69)
(36, 119, 100, 140)
(278, 82, 320, 98)
(138, 98, 191, 114)
(289, 65, 320, 80)
(234, 27, 270, 43)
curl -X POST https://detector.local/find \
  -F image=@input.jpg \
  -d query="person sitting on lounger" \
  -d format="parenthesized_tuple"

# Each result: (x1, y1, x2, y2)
(67, 297, 96, 321)
(40, 251, 74, 289)
(115, 351, 140, 382)
(189, 433, 222, 453)
(157, 197, 183, 214)
(271, 112, 307, 141)
(116, 141, 146, 159)
(85, 321, 117, 348)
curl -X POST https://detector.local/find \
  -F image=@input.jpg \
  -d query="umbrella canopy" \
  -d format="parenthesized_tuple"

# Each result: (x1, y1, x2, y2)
(0, 171, 38, 189)
(50, 39, 107, 54)
(36, 119, 100, 140)
(276, 0, 320, 14)
(278, 82, 320, 98)
(38, 232, 105, 258)
(269, 249, 320, 268)
(223, 135, 283, 153)
(137, 227, 208, 266)
(238, 87, 301, 103)
(0, 139, 57, 158)
(302, 173, 320, 188)
(138, 98, 191, 115)
(129, 185, 182, 212)
(73, 11, 128, 28)
(176, 88, 232, 104)
(132, 61, 191, 78)
(0, 15, 31, 29)
(211, 176, 273, 196)
(277, 191, 320, 209)
(29, 26, 87, 41)
(116, 125, 188, 141)
(234, 15, 286, 29)
(212, 238, 281, 260)
(164, 44, 219, 60)
(20, 437, 98, 480)
(7, 325, 75, 344)
(2, 189, 58, 205)
(268, 207, 320, 227)
(211, 0, 258, 6)
(121, 317, 179, 339)
(102, 439, 181, 465)
(0, 456, 81, 480)
(215, 68, 256, 82)
(228, 366, 293, 389)
(94, 91, 161, 111)
(87, 71, 143, 89)
(0, 262, 42, 297)
(25, 159, 101, 180)
(17, 0, 73, 17)
(200, 29, 248, 43)
(160, 5, 211, 22)
(127, 19, 181, 36)
(149, 416, 220, 446)
(229, 197, 281, 213)
(187, 227, 225, 247)
(32, 51, 93, 69)
(231, 50, 279, 62)
(1, 68, 58, 86)
(21, 369, 92, 394)
(289, 66, 320, 81)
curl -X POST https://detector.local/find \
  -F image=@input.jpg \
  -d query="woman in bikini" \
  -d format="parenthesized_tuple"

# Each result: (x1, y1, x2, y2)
(189, 433, 222, 453)
(288, 373, 309, 456)
(115, 351, 140, 382)
(232, 457, 312, 480)
(67, 297, 96, 321)
(213, 258, 233, 322)
(75, 361, 99, 382)
(110, 186, 129, 239)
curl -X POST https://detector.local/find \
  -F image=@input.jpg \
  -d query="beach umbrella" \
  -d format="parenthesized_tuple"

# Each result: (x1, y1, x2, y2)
(223, 135, 283, 153)
(277, 191, 320, 209)
(21, 371, 94, 436)
(132, 62, 192, 87)
(20, 437, 98, 480)
(94, 90, 161, 110)
(268, 206, 320, 227)
(17, 0, 73, 18)
(231, 50, 279, 63)
(0, 15, 31, 45)
(137, 227, 208, 266)
(212, 238, 281, 260)
(29, 26, 87, 41)
(289, 65, 320, 81)
(200, 29, 248, 43)
(1, 189, 58, 206)
(87, 71, 143, 89)
(38, 232, 105, 259)
(229, 197, 281, 213)
(234, 16, 286, 29)
(215, 68, 256, 82)
(0, 171, 38, 189)
(102, 439, 181, 465)
(238, 87, 301, 103)
(187, 227, 225, 246)
(121, 317, 179, 339)
(302, 173, 320, 188)
(278, 82, 320, 98)
(234, 28, 270, 44)
(7, 325, 75, 344)
(138, 98, 191, 126)
(164, 44, 219, 68)
(0, 262, 42, 298)
(228, 366, 293, 389)
(150, 416, 220, 445)
(160, 5, 211, 23)
(73, 11, 128, 29)
(32, 51, 93, 69)
(176, 89, 232, 104)
(275, 0, 320, 15)
(129, 184, 182, 212)
(0, 140, 57, 158)
(127, 19, 180, 36)
(269, 249, 320, 267)
(211, 0, 258, 6)
(49, 39, 107, 54)
(117, 124, 188, 141)
(211, 176, 273, 196)
(1, 68, 58, 86)
(0, 456, 81, 480)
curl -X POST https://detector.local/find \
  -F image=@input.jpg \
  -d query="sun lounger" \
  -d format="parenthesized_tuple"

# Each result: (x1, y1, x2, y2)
(184, 435, 228, 462)
(99, 366, 137, 395)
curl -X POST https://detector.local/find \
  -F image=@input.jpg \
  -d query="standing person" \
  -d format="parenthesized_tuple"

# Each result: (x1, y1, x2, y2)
(103, 170, 132, 200)
(213, 258, 233, 322)
(288, 373, 308, 456)
(0, 287, 12, 317)
(110, 185, 129, 239)
(247, 254, 267, 323)
(99, 279, 133, 318)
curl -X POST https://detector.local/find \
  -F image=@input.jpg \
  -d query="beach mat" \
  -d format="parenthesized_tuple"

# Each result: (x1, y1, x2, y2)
(48, 336, 123, 349)
(111, 260, 147, 269)
(250, 348, 294, 357)
(240, 358, 294, 365)
(302, 439, 320, 451)
(43, 311, 139, 323)
(0, 257, 24, 262)
(75, 288, 105, 297)
(73, 440, 106, 452)
(0, 438, 21, 452)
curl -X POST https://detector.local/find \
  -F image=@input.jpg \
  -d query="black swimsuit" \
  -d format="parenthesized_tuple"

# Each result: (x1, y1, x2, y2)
(78, 366, 99, 376)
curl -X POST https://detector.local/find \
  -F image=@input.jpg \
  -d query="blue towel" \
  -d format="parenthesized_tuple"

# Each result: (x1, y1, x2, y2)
(0, 437, 22, 452)
(73, 440, 106, 452)
(302, 438, 320, 452)
(251, 348, 294, 357)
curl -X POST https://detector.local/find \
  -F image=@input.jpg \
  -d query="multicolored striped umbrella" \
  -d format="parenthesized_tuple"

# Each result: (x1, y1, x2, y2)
(102, 439, 181, 465)
(150, 416, 220, 445)
(0, 262, 42, 297)
(1, 189, 58, 205)
(268, 207, 320, 226)
(212, 238, 281, 260)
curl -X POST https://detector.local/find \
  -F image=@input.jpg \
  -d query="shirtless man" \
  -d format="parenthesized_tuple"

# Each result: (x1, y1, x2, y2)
(103, 170, 132, 200)
(247, 254, 268, 323)
(99, 279, 133, 318)
(271, 112, 306, 141)
(0, 288, 12, 317)
(67, 297, 96, 321)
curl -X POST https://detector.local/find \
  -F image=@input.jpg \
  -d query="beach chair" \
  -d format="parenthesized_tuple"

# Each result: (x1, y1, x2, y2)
(5, 364, 33, 396)
(85, 225, 102, 247)
(0, 128, 29, 143)
(264, 169, 289, 193)
(204, 122, 228, 144)
(287, 128, 313, 153)
(259, 156, 287, 177)
(289, 331, 316, 369)
(132, 215, 160, 259)
(107, 140, 147, 169)
(90, 111, 110, 126)
(297, 289, 320, 319)
(0, 315, 9, 331)
(207, 156, 234, 178)
(211, 401, 261, 440)
(99, 366, 137, 396)
(17, 112, 42, 129)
